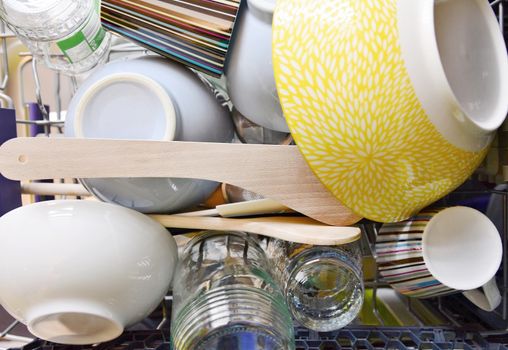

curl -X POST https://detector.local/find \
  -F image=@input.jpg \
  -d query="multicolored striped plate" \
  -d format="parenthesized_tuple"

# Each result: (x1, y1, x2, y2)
(101, 0, 241, 76)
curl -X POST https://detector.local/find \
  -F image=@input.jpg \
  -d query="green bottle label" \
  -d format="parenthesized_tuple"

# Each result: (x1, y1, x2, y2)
(56, 5, 106, 64)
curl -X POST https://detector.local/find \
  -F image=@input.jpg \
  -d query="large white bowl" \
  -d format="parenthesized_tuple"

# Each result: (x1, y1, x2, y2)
(65, 56, 235, 213)
(0, 200, 178, 345)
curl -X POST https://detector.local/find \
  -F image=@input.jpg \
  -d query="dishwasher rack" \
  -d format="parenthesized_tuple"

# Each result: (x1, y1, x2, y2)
(1, 1, 508, 349)
(7, 299, 508, 350)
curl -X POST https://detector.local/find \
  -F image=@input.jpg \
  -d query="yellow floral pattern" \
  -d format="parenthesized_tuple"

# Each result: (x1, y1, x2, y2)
(272, 0, 488, 222)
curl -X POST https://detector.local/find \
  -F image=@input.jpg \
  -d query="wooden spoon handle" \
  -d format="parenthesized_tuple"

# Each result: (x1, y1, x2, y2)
(21, 182, 90, 197)
(0, 137, 361, 226)
(150, 215, 361, 245)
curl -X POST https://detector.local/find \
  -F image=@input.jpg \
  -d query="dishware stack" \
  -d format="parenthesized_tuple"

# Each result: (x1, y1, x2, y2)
(1, 0, 508, 346)
(4, 0, 507, 223)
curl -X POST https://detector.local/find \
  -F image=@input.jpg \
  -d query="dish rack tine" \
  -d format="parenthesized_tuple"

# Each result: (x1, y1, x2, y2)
(30, 59, 50, 136)
(0, 21, 13, 109)
(0, 321, 19, 339)
(0, 108, 21, 216)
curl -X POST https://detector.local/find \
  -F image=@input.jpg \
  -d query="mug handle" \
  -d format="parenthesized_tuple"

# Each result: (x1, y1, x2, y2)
(462, 278, 502, 312)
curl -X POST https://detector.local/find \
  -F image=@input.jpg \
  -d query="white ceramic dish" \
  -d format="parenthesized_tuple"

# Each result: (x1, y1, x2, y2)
(0, 200, 178, 345)
(225, 0, 288, 132)
(376, 206, 502, 311)
(65, 56, 235, 213)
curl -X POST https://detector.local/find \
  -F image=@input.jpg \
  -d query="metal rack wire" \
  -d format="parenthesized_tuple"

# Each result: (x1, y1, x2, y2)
(0, 0, 507, 348)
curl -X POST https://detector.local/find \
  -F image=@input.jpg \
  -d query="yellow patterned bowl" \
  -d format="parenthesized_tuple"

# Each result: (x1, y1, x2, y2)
(272, 0, 508, 222)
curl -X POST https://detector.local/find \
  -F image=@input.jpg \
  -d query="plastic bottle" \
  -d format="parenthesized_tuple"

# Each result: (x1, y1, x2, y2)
(0, 0, 111, 74)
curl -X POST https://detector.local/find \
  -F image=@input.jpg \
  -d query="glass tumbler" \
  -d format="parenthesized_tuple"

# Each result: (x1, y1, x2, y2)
(171, 231, 295, 350)
(264, 239, 364, 332)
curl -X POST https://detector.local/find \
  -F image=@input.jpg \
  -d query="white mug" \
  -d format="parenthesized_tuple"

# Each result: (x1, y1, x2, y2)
(225, 0, 289, 133)
(0, 200, 178, 344)
(376, 206, 502, 312)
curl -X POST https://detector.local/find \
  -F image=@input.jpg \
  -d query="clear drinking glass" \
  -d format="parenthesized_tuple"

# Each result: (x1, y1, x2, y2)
(171, 231, 295, 350)
(264, 238, 364, 332)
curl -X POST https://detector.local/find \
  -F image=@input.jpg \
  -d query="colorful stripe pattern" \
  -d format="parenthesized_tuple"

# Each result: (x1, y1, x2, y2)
(376, 209, 455, 298)
(101, 0, 241, 76)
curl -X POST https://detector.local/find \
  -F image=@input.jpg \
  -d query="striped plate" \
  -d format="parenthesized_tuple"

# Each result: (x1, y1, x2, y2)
(101, 0, 241, 76)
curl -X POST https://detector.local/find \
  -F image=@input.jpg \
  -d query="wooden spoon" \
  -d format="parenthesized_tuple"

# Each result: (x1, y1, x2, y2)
(19, 182, 290, 217)
(0, 137, 362, 226)
(150, 215, 361, 245)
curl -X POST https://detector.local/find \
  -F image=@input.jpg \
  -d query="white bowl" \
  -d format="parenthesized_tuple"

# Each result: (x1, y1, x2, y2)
(0, 200, 178, 345)
(65, 56, 235, 213)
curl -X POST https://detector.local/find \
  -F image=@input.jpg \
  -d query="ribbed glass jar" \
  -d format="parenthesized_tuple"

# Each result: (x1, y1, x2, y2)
(171, 231, 295, 350)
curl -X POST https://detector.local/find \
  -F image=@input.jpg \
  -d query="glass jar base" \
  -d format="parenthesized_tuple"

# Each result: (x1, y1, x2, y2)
(172, 286, 294, 350)
(196, 325, 285, 350)
(286, 254, 364, 332)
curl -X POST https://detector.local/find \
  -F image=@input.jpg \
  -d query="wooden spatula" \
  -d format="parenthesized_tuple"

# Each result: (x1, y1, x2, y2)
(150, 215, 361, 245)
(0, 137, 361, 226)
(179, 198, 293, 217)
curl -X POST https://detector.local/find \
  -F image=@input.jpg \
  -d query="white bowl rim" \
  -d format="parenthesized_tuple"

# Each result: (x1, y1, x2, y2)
(398, 0, 508, 151)
(73, 72, 177, 141)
